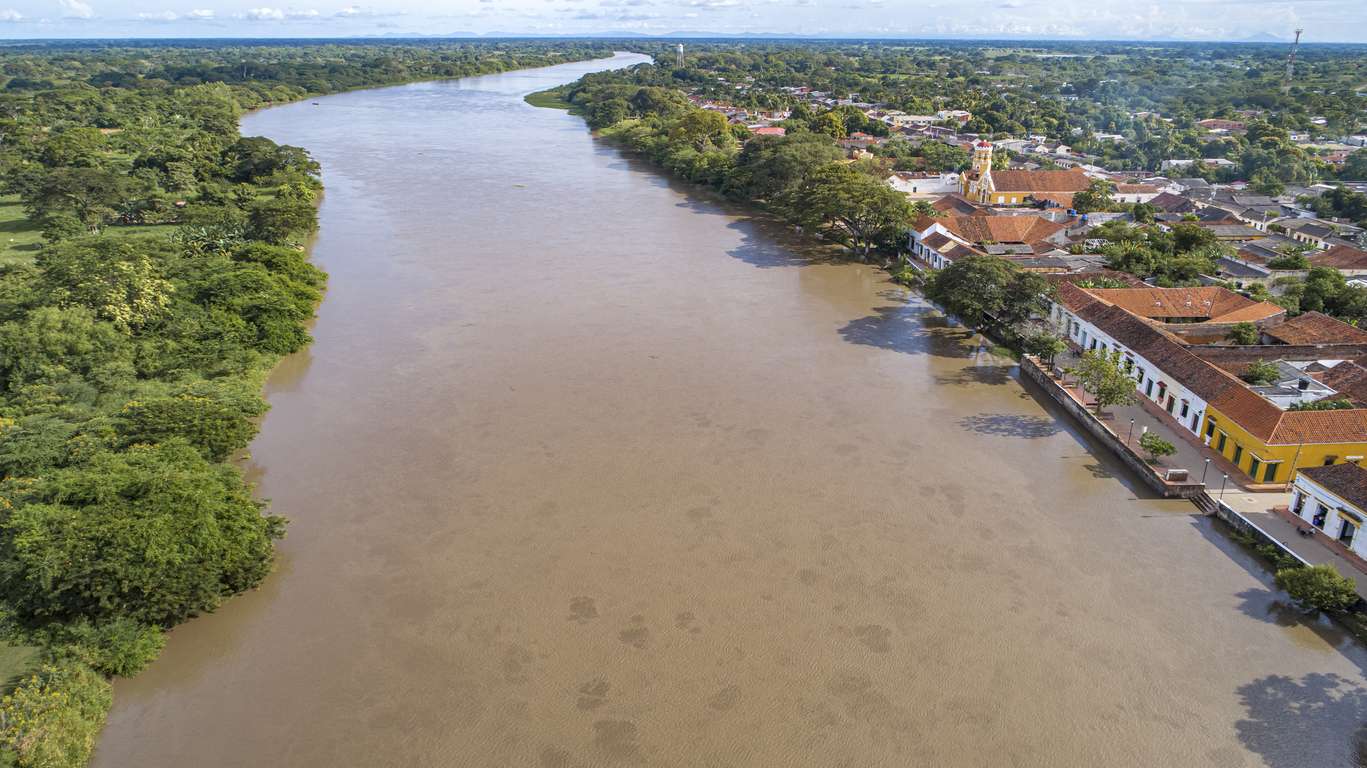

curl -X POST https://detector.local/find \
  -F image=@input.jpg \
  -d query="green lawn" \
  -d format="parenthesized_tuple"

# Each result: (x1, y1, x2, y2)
(1, 194, 186, 266)
(0, 195, 44, 264)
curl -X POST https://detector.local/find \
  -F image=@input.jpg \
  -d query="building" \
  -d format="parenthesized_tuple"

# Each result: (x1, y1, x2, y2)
(909, 211, 1070, 267)
(958, 141, 1091, 206)
(1291, 463, 1367, 553)
(1048, 282, 1367, 484)
(886, 171, 959, 196)
(1114, 184, 1159, 204)
(1197, 119, 1248, 133)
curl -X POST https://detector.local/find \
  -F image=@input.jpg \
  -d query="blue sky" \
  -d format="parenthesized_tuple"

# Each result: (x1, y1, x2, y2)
(0, 0, 1363, 41)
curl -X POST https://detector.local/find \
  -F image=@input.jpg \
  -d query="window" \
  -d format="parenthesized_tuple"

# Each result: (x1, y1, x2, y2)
(1233, 445, 1243, 465)
(1166, 396, 1176, 414)
(1157, 382, 1167, 401)
(1314, 504, 1328, 528)
(1136, 367, 1146, 384)
(1205, 419, 1216, 438)
(1249, 457, 1261, 480)
(1180, 402, 1189, 418)
(1325, 456, 1338, 466)
(1217, 432, 1227, 452)
(1292, 491, 1305, 515)
(998, 195, 1005, 203)
(1340, 520, 1356, 547)
(1090, 339, 1097, 350)
(1263, 463, 1279, 483)
(1191, 412, 1200, 432)
(1146, 380, 1154, 397)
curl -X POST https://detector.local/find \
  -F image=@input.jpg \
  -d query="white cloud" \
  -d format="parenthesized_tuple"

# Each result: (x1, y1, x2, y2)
(683, 10, 695, 15)
(243, 6, 282, 17)
(999, 0, 1025, 6)
(285, 8, 318, 16)
(0, 7, 23, 19)
(186, 8, 212, 18)
(133, 10, 177, 19)
(601, 0, 652, 5)
(58, 0, 94, 18)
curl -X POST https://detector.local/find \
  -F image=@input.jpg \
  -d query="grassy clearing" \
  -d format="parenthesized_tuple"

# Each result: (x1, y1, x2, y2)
(524, 87, 574, 110)
(0, 196, 43, 264)
(1, 195, 189, 266)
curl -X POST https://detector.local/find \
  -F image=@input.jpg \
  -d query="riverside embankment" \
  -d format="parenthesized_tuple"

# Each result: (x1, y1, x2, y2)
(92, 53, 1367, 768)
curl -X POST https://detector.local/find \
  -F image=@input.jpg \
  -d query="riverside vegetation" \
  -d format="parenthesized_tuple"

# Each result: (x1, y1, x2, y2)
(0, 41, 612, 768)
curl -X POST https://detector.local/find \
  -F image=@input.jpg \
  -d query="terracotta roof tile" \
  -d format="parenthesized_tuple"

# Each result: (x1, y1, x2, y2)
(987, 168, 1092, 194)
(1270, 409, 1367, 446)
(1324, 363, 1367, 407)
(935, 215, 1066, 246)
(1208, 302, 1286, 324)
(1311, 244, 1367, 271)
(1264, 312, 1367, 346)
(1298, 463, 1367, 511)
(921, 232, 952, 250)
(1082, 286, 1258, 319)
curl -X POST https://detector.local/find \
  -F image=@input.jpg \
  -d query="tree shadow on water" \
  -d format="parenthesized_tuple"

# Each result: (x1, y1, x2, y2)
(837, 306, 980, 358)
(1236, 673, 1367, 767)
(957, 413, 1063, 439)
(936, 365, 1015, 387)
(1233, 588, 1352, 645)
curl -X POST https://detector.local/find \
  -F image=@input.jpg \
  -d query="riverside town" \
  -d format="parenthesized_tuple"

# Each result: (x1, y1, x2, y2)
(2, 28, 1367, 768)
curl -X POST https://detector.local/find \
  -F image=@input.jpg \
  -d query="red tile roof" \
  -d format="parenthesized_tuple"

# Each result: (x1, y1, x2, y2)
(1312, 244, 1367, 271)
(935, 215, 1066, 247)
(1081, 286, 1260, 320)
(1298, 463, 1367, 511)
(988, 168, 1091, 194)
(1263, 312, 1367, 346)
(1324, 363, 1367, 407)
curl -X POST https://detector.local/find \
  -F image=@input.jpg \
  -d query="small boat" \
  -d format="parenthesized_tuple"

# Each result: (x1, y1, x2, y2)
(312, 102, 320, 105)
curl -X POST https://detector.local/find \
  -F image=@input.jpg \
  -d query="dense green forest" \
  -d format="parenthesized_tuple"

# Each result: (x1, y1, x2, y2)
(0, 40, 612, 768)
(563, 40, 1367, 184)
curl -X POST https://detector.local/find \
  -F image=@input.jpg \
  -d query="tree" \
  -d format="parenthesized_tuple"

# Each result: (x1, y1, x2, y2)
(1274, 564, 1358, 613)
(1266, 254, 1311, 270)
(725, 133, 843, 201)
(1139, 431, 1177, 462)
(922, 253, 1016, 328)
(1242, 358, 1281, 385)
(811, 112, 847, 139)
(227, 136, 320, 184)
(1022, 328, 1067, 363)
(1064, 349, 1137, 415)
(23, 168, 138, 232)
(1225, 322, 1260, 345)
(40, 215, 86, 245)
(1072, 178, 1115, 215)
(786, 164, 912, 254)
(247, 198, 320, 244)
(670, 110, 728, 151)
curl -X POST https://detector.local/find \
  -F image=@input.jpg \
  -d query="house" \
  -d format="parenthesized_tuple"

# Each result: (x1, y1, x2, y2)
(1114, 184, 1159, 204)
(909, 212, 1069, 267)
(958, 141, 1091, 206)
(886, 171, 958, 196)
(1197, 119, 1248, 133)
(751, 127, 786, 137)
(1310, 244, 1367, 277)
(1291, 464, 1367, 553)
(1047, 283, 1367, 483)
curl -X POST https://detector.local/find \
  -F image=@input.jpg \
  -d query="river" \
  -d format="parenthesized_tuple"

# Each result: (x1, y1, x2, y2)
(91, 52, 1367, 768)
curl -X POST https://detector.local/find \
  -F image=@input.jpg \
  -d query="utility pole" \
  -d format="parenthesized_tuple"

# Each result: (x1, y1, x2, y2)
(1282, 29, 1303, 94)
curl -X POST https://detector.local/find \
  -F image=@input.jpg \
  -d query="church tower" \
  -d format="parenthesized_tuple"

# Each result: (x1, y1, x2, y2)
(971, 140, 993, 172)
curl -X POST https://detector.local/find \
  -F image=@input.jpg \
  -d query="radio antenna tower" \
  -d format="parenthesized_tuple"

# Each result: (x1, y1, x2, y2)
(1282, 29, 1303, 93)
(676, 43, 685, 68)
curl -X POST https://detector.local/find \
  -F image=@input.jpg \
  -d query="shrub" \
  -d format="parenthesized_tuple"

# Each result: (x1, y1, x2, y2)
(1139, 431, 1178, 461)
(0, 661, 111, 768)
(1225, 321, 1259, 346)
(1241, 358, 1281, 385)
(1275, 563, 1359, 613)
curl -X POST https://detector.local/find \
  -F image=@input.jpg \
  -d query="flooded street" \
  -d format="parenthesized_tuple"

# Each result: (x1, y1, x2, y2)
(92, 53, 1367, 767)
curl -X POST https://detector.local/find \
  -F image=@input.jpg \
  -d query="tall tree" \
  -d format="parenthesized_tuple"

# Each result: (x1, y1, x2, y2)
(786, 165, 912, 254)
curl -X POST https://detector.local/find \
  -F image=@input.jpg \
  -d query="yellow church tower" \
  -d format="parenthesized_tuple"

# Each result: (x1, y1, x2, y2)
(971, 140, 993, 172)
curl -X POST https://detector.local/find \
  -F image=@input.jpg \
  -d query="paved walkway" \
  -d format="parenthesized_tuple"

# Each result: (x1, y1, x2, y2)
(1233, 501, 1367, 596)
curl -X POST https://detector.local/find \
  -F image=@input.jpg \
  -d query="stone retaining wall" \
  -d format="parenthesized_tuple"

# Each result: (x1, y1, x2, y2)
(1020, 356, 1207, 499)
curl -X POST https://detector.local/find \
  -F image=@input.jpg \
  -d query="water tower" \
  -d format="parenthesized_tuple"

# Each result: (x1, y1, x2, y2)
(677, 44, 685, 68)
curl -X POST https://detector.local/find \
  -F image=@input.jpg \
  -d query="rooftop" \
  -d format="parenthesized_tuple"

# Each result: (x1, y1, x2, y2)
(1264, 312, 1367, 347)
(1297, 463, 1367, 512)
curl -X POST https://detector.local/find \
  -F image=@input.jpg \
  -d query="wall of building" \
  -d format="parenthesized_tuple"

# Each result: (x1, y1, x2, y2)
(1290, 477, 1367, 558)
(1205, 407, 1367, 483)
(1189, 344, 1367, 363)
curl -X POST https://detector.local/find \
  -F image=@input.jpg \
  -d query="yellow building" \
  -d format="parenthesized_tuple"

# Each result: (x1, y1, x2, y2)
(957, 140, 1092, 206)
(1202, 384, 1367, 484)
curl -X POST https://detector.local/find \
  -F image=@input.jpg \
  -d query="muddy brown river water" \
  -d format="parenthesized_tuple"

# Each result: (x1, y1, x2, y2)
(91, 53, 1367, 768)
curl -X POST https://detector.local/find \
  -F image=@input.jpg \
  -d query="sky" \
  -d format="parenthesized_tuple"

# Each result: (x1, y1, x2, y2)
(0, 0, 1364, 42)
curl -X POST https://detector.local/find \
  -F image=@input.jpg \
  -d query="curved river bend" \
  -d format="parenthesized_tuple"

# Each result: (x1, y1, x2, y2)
(92, 53, 1367, 768)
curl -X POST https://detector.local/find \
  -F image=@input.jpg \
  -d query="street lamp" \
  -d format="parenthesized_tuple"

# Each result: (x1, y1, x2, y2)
(1128, 418, 1135, 445)
(1202, 457, 1211, 484)
(1220, 472, 1229, 500)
